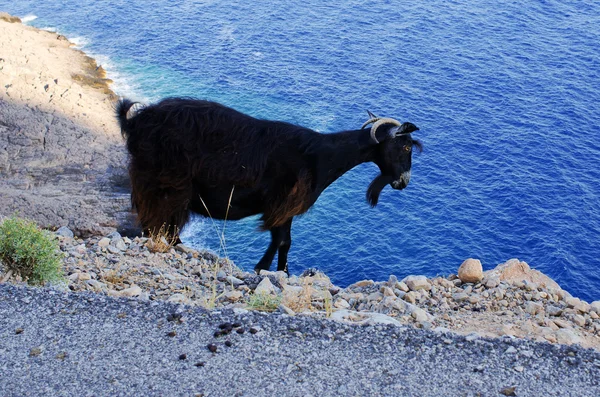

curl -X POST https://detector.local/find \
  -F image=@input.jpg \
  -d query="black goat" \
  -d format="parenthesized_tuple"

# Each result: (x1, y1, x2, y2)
(116, 97, 420, 274)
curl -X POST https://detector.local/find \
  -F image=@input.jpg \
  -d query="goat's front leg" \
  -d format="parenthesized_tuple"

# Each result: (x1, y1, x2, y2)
(254, 219, 292, 274)
(276, 219, 293, 274)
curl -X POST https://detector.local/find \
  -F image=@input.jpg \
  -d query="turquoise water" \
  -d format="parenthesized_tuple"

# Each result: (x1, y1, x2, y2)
(2, 0, 600, 301)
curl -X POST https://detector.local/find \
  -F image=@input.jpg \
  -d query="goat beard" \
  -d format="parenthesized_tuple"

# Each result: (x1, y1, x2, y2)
(366, 174, 392, 208)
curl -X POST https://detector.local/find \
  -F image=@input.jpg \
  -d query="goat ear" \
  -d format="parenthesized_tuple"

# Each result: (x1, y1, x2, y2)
(366, 174, 391, 207)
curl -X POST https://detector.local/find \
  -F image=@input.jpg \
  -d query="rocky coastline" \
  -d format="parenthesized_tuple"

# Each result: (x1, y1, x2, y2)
(0, 13, 135, 237)
(1, 12, 599, 353)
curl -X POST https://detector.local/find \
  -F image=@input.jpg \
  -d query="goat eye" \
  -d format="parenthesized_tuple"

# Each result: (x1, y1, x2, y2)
(404, 146, 411, 152)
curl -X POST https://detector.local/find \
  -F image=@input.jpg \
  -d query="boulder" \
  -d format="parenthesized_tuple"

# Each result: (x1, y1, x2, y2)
(483, 259, 561, 290)
(457, 258, 483, 283)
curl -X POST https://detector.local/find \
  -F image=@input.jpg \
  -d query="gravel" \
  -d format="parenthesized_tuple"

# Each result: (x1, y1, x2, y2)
(1, 284, 600, 396)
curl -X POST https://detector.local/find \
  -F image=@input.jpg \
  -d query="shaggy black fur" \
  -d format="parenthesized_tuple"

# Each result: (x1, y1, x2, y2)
(116, 97, 420, 274)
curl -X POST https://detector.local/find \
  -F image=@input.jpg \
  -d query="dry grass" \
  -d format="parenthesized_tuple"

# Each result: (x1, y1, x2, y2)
(145, 224, 179, 253)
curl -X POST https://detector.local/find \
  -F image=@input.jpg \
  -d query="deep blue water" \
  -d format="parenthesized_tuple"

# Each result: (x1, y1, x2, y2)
(2, 1, 600, 302)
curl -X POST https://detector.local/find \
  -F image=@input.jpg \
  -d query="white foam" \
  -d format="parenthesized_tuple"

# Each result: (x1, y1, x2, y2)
(69, 36, 90, 48)
(39, 26, 57, 32)
(21, 14, 37, 23)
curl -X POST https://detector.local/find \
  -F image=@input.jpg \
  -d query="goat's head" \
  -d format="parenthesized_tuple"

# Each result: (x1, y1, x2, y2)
(363, 111, 421, 207)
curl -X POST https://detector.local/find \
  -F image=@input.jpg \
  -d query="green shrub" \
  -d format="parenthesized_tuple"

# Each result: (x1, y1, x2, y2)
(246, 293, 282, 312)
(0, 216, 64, 285)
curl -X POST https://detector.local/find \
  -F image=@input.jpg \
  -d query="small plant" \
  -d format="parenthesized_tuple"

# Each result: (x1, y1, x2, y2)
(247, 292, 282, 312)
(145, 224, 179, 253)
(0, 216, 64, 285)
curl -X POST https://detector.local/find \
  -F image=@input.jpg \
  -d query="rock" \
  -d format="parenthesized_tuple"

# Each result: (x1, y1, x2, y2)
(223, 290, 243, 303)
(574, 302, 591, 314)
(334, 298, 350, 309)
(226, 275, 244, 286)
(348, 280, 374, 289)
(387, 275, 398, 288)
(85, 279, 106, 291)
(107, 245, 122, 255)
(452, 292, 469, 302)
(554, 329, 582, 345)
(553, 319, 570, 329)
(108, 231, 122, 241)
(397, 281, 409, 292)
(381, 287, 396, 297)
(573, 315, 586, 327)
(591, 301, 600, 314)
(524, 302, 543, 315)
(278, 304, 295, 316)
(546, 306, 563, 317)
(168, 294, 190, 304)
(483, 259, 561, 290)
(330, 310, 402, 326)
(411, 308, 428, 323)
(98, 238, 110, 248)
(216, 271, 227, 282)
(402, 275, 431, 291)
(55, 226, 74, 238)
(457, 258, 483, 283)
(254, 277, 277, 295)
(113, 239, 127, 251)
(403, 291, 419, 304)
(565, 296, 581, 309)
(118, 285, 142, 297)
(505, 346, 517, 354)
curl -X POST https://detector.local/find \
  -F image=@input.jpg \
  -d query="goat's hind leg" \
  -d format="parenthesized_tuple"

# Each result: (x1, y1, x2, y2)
(254, 219, 292, 275)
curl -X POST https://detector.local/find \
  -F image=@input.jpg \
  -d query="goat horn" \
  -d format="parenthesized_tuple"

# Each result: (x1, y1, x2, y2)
(369, 117, 402, 144)
(361, 117, 380, 130)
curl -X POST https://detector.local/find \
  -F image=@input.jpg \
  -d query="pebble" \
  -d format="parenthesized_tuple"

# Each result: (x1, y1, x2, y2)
(98, 237, 110, 247)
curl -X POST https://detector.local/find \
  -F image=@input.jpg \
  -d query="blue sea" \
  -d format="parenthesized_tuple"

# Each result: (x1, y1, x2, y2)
(3, 0, 599, 302)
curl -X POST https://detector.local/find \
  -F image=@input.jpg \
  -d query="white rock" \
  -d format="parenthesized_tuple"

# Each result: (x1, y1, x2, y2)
(254, 277, 277, 295)
(573, 315, 586, 327)
(590, 301, 600, 314)
(55, 226, 74, 238)
(402, 275, 431, 291)
(458, 258, 483, 283)
(525, 302, 543, 315)
(554, 329, 582, 345)
(226, 275, 244, 286)
(330, 310, 402, 326)
(565, 296, 582, 308)
(86, 279, 106, 291)
(113, 239, 127, 251)
(168, 293, 189, 304)
(118, 285, 142, 297)
(98, 237, 110, 248)
(574, 302, 591, 314)
(411, 308, 428, 323)
(334, 298, 350, 309)
(397, 281, 409, 292)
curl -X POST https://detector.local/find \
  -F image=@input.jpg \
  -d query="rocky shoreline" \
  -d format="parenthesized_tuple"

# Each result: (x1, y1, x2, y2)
(4, 228, 599, 351)
(0, 13, 135, 236)
(1, 12, 599, 353)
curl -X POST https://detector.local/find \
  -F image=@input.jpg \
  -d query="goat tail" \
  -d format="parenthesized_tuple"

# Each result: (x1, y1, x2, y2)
(115, 98, 138, 139)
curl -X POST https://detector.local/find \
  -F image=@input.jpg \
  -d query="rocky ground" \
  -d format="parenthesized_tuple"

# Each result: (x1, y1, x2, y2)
(0, 13, 135, 236)
(4, 226, 599, 352)
(3, 282, 600, 396)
